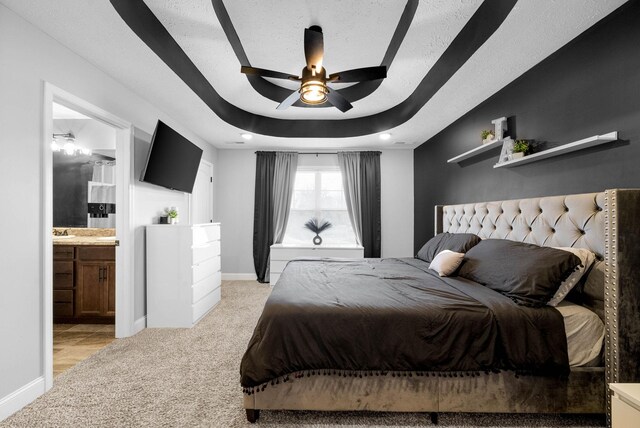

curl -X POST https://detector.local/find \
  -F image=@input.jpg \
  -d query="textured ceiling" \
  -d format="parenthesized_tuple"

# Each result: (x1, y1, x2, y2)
(1, 0, 627, 149)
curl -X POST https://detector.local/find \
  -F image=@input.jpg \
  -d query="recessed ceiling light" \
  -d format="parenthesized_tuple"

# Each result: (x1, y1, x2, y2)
(379, 133, 391, 140)
(241, 133, 253, 140)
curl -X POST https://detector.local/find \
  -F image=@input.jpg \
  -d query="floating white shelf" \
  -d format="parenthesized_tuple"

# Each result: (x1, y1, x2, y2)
(447, 138, 504, 163)
(494, 132, 618, 168)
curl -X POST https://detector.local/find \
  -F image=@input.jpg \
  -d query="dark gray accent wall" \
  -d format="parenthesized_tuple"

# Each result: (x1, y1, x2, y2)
(413, 1, 640, 252)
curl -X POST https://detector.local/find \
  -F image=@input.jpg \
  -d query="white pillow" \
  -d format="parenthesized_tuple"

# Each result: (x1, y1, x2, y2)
(428, 250, 465, 277)
(547, 247, 596, 306)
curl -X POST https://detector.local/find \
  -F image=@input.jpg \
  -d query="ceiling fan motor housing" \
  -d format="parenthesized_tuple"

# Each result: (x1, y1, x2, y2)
(300, 66, 328, 105)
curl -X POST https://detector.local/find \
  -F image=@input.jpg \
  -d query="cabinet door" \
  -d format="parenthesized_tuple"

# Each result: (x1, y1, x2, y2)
(104, 262, 116, 317)
(76, 262, 104, 317)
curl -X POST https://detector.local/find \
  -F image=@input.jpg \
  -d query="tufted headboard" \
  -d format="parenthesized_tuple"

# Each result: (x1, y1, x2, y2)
(435, 189, 640, 422)
(435, 192, 605, 258)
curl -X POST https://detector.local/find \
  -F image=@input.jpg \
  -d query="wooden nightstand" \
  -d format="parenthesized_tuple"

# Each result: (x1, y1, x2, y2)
(609, 383, 640, 428)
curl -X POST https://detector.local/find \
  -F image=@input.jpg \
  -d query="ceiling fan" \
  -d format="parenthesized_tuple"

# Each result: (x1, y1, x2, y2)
(240, 26, 387, 112)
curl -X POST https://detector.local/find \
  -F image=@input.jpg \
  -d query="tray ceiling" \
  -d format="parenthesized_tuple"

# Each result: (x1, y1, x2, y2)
(0, 0, 626, 149)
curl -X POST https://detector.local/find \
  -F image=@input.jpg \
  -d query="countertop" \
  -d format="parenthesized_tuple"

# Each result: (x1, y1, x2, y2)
(53, 236, 116, 246)
(52, 227, 116, 246)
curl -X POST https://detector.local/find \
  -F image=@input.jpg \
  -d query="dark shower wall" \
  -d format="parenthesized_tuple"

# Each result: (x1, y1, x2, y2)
(53, 153, 113, 227)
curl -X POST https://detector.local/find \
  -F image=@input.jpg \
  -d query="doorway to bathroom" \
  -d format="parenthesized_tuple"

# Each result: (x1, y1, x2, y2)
(51, 101, 117, 378)
(43, 83, 135, 390)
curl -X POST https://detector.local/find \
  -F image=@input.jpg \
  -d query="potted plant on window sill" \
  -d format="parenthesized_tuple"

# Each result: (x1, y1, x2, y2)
(304, 218, 332, 245)
(511, 139, 530, 159)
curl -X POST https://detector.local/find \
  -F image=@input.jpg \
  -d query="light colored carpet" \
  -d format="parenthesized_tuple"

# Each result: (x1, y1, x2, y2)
(2, 281, 605, 428)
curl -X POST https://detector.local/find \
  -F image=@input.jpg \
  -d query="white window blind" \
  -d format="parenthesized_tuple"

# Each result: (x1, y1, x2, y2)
(283, 168, 356, 245)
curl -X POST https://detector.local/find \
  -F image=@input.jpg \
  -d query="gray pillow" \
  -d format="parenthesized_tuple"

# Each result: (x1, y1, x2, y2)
(458, 239, 581, 307)
(416, 233, 481, 263)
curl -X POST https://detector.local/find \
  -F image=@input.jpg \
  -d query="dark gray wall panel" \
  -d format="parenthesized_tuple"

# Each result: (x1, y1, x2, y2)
(413, 1, 640, 252)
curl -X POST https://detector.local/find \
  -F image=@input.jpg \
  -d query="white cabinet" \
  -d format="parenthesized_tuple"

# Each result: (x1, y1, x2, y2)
(610, 383, 640, 428)
(146, 223, 221, 327)
(270, 243, 364, 285)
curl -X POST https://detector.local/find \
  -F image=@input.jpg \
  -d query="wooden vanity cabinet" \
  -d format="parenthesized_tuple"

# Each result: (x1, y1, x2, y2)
(53, 245, 115, 323)
(53, 246, 75, 318)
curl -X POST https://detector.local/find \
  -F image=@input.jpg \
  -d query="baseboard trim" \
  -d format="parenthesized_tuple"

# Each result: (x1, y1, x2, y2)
(0, 377, 45, 421)
(133, 316, 146, 335)
(222, 273, 256, 281)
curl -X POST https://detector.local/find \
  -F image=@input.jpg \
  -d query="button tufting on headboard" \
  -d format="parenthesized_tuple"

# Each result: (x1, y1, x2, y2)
(438, 192, 605, 258)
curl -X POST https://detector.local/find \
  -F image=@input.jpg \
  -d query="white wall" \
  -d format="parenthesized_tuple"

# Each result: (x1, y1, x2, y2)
(0, 4, 217, 414)
(379, 150, 414, 258)
(53, 117, 116, 153)
(216, 149, 414, 275)
(215, 150, 256, 274)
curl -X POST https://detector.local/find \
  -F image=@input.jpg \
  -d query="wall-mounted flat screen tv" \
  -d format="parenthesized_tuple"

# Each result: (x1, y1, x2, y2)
(140, 120, 203, 193)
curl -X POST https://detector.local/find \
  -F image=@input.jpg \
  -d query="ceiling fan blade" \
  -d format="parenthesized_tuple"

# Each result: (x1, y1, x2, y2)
(276, 89, 301, 110)
(240, 66, 299, 81)
(329, 66, 387, 83)
(304, 26, 324, 71)
(326, 89, 353, 112)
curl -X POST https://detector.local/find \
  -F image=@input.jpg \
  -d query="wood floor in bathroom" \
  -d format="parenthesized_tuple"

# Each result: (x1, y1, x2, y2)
(53, 324, 115, 378)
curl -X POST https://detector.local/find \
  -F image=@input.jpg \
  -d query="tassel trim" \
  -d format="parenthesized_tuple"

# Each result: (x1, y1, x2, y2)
(241, 368, 566, 395)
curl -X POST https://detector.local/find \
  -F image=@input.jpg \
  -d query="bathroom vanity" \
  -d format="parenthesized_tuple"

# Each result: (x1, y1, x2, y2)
(53, 228, 116, 323)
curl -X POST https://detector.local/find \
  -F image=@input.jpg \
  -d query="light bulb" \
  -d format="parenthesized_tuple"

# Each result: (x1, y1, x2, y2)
(80, 147, 92, 155)
(63, 142, 76, 155)
(300, 80, 328, 105)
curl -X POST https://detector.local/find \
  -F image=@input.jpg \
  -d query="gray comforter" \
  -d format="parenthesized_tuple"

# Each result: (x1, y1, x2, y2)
(240, 258, 568, 388)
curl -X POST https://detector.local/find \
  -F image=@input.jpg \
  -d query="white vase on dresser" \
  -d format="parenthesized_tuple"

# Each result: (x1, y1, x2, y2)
(146, 223, 221, 328)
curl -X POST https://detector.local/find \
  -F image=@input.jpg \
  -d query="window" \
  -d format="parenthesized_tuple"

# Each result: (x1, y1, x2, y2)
(283, 168, 356, 245)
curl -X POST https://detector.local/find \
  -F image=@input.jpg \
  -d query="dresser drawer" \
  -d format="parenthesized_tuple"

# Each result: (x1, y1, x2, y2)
(270, 260, 289, 274)
(53, 246, 74, 260)
(192, 286, 221, 323)
(612, 394, 640, 428)
(270, 273, 281, 286)
(192, 240, 221, 265)
(53, 302, 74, 317)
(192, 225, 220, 246)
(53, 261, 74, 289)
(192, 271, 221, 304)
(271, 247, 363, 260)
(192, 256, 220, 284)
(53, 289, 73, 303)
(77, 246, 115, 261)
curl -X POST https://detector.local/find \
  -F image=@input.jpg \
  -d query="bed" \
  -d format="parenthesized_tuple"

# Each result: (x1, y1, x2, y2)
(241, 189, 640, 425)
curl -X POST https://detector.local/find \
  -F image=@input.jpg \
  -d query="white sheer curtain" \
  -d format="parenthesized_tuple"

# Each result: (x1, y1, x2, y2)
(272, 152, 298, 244)
(337, 152, 363, 245)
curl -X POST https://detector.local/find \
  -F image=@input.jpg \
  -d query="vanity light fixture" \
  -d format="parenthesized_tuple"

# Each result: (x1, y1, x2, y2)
(51, 132, 92, 156)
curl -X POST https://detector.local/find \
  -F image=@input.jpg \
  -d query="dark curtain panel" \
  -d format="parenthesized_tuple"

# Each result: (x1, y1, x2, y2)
(359, 151, 381, 258)
(253, 152, 276, 283)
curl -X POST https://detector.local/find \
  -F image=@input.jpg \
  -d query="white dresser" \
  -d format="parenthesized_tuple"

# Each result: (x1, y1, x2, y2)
(270, 243, 364, 285)
(610, 383, 640, 428)
(146, 223, 221, 328)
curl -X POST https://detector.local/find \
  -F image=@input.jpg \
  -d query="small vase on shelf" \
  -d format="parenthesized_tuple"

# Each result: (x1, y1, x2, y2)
(313, 235, 322, 245)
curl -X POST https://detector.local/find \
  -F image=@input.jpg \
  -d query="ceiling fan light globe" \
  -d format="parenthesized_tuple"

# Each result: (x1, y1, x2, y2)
(300, 80, 327, 105)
